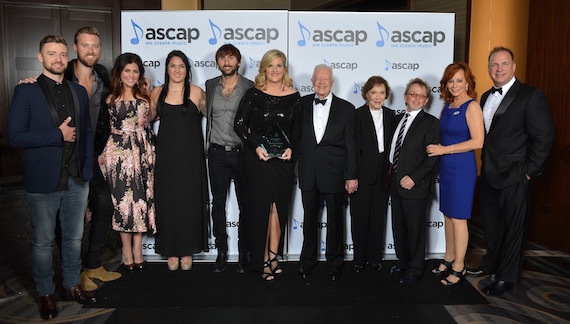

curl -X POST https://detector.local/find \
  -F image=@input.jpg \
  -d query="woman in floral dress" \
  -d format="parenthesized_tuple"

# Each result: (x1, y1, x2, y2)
(99, 53, 155, 272)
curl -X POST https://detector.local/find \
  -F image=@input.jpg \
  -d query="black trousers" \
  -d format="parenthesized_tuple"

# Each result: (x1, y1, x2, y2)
(390, 175, 428, 277)
(84, 163, 114, 269)
(480, 173, 531, 283)
(207, 146, 249, 254)
(300, 186, 345, 269)
(350, 179, 387, 266)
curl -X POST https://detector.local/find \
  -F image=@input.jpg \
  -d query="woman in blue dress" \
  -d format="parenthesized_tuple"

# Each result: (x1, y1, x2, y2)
(426, 63, 484, 285)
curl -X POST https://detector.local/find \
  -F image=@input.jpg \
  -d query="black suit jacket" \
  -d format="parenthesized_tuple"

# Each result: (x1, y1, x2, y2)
(8, 80, 94, 193)
(480, 79, 555, 189)
(354, 105, 396, 188)
(391, 109, 440, 199)
(297, 93, 357, 193)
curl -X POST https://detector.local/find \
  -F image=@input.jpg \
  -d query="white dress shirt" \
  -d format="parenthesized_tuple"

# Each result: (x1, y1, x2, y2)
(483, 76, 516, 132)
(369, 108, 385, 153)
(313, 93, 333, 143)
(389, 108, 422, 163)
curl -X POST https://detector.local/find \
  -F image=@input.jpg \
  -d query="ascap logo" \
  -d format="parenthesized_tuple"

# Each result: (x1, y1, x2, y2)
(376, 22, 446, 48)
(226, 221, 240, 227)
(297, 21, 367, 47)
(344, 243, 354, 251)
(143, 60, 160, 68)
(188, 57, 217, 69)
(129, 19, 199, 46)
(426, 221, 444, 228)
(383, 59, 420, 71)
(208, 19, 279, 46)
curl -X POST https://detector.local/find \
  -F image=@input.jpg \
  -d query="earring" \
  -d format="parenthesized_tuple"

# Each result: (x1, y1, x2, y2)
(466, 85, 468, 91)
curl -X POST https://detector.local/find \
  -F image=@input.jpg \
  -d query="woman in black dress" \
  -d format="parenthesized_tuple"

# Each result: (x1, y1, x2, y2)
(150, 50, 209, 271)
(234, 49, 300, 281)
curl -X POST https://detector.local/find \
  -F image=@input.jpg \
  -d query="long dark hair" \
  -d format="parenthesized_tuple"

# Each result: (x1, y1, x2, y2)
(158, 50, 192, 113)
(109, 52, 150, 104)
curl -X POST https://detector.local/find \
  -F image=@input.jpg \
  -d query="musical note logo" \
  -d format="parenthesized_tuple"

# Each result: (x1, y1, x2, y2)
(375, 22, 390, 47)
(297, 21, 311, 47)
(156, 80, 162, 86)
(208, 19, 222, 45)
(293, 219, 299, 230)
(321, 240, 326, 252)
(130, 19, 144, 45)
(294, 82, 300, 91)
(323, 58, 330, 66)
(385, 59, 391, 71)
(353, 83, 361, 94)
(249, 57, 256, 69)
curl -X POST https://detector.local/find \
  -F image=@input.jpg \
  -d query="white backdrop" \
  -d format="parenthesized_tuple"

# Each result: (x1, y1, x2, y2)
(120, 10, 454, 261)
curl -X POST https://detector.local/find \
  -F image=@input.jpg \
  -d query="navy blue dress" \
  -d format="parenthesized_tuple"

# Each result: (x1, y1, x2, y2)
(439, 99, 477, 219)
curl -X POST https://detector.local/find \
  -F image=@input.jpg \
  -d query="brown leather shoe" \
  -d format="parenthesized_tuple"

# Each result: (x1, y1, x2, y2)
(39, 294, 58, 320)
(61, 284, 97, 304)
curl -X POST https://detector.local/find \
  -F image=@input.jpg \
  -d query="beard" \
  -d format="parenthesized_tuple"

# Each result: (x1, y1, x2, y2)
(44, 63, 66, 75)
(77, 54, 99, 68)
(220, 65, 239, 77)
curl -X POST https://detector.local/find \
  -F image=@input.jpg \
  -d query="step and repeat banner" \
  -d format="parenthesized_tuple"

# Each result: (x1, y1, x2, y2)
(120, 10, 454, 261)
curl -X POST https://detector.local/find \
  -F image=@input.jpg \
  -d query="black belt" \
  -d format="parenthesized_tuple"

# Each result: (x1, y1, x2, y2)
(211, 143, 242, 152)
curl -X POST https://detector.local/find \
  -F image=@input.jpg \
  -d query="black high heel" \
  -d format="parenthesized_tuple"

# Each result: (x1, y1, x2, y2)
(261, 260, 275, 282)
(133, 261, 146, 272)
(441, 268, 466, 286)
(432, 259, 454, 277)
(122, 263, 134, 273)
(268, 249, 282, 275)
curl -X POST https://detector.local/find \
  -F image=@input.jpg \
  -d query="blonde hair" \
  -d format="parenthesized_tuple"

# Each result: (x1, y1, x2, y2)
(254, 49, 293, 90)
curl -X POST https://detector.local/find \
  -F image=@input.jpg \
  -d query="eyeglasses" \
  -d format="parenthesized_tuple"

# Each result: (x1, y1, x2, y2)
(406, 92, 428, 99)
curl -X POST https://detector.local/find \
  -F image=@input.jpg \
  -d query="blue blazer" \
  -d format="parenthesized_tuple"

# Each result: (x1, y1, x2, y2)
(9, 79, 94, 193)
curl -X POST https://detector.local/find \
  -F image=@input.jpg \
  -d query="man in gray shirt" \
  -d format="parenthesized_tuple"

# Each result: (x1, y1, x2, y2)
(205, 44, 254, 273)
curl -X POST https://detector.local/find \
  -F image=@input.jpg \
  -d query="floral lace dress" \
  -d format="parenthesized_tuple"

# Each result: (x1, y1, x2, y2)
(99, 99, 156, 233)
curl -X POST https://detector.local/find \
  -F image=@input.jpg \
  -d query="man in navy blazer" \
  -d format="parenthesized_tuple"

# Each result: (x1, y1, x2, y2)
(388, 78, 440, 285)
(9, 35, 95, 320)
(468, 47, 555, 296)
(297, 64, 358, 280)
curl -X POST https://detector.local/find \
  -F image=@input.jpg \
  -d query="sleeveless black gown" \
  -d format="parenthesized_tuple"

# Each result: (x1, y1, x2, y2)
(154, 101, 209, 256)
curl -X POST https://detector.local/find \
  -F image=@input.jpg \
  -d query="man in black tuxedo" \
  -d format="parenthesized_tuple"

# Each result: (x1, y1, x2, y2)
(298, 64, 358, 280)
(388, 78, 440, 285)
(468, 47, 554, 296)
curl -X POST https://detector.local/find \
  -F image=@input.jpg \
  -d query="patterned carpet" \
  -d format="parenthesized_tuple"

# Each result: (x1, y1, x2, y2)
(0, 183, 568, 323)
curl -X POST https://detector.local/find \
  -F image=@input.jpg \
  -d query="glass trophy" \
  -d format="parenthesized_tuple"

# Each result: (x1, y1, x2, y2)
(264, 123, 290, 158)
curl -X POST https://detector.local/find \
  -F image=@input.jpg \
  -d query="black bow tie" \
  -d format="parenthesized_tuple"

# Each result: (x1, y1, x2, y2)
(314, 98, 327, 105)
(490, 87, 503, 95)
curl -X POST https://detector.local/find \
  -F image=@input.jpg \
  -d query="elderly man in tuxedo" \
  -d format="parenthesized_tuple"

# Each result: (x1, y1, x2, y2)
(297, 64, 358, 280)
(9, 35, 96, 320)
(388, 78, 440, 285)
(467, 47, 554, 296)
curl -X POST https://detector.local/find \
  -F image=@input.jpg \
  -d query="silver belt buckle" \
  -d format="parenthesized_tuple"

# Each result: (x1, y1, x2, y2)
(224, 145, 233, 152)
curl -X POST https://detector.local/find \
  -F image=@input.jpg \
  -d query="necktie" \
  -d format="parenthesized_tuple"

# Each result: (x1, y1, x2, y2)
(490, 87, 503, 95)
(392, 113, 409, 174)
(314, 98, 327, 105)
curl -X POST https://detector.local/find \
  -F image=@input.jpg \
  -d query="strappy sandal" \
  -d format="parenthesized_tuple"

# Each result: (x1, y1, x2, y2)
(262, 260, 275, 281)
(441, 268, 466, 286)
(268, 249, 282, 275)
(432, 259, 454, 277)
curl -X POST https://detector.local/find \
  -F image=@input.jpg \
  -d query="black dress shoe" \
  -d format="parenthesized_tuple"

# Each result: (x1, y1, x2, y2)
(369, 263, 382, 271)
(482, 280, 514, 296)
(61, 285, 97, 304)
(390, 265, 405, 275)
(466, 266, 491, 277)
(39, 294, 58, 320)
(299, 265, 312, 279)
(213, 252, 227, 273)
(329, 267, 342, 281)
(398, 274, 418, 285)
(237, 253, 250, 274)
(353, 264, 364, 273)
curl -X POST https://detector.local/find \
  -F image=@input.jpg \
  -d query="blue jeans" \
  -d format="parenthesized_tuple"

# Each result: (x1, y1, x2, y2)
(27, 177, 89, 296)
